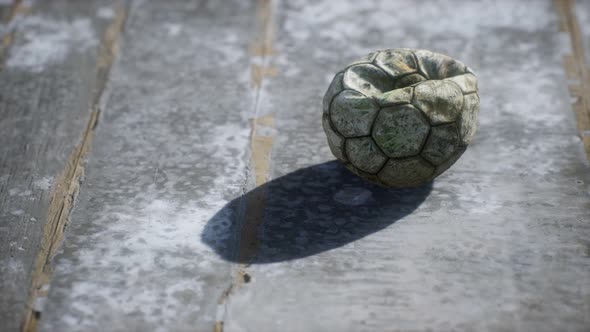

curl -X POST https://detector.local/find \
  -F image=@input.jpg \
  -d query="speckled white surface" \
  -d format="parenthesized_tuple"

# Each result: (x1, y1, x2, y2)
(221, 1, 590, 331)
(0, 1, 117, 331)
(6, 16, 96, 72)
(34, 0, 590, 331)
(40, 1, 255, 331)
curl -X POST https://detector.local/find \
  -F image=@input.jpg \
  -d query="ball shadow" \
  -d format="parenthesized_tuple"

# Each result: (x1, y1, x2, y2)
(201, 161, 432, 264)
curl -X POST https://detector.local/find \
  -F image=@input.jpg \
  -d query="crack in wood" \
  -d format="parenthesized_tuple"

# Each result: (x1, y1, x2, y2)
(20, 6, 128, 332)
(215, 1, 277, 331)
(554, 0, 590, 160)
(240, 0, 276, 266)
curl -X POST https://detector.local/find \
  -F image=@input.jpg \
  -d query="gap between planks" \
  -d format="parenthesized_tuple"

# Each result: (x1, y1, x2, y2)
(20, 6, 128, 332)
(554, 0, 590, 161)
(215, 0, 277, 331)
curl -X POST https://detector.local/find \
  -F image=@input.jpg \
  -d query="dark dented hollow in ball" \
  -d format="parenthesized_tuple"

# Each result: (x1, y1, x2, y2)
(323, 48, 479, 188)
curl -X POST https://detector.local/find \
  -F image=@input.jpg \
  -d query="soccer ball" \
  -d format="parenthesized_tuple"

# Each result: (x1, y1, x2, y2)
(322, 49, 479, 187)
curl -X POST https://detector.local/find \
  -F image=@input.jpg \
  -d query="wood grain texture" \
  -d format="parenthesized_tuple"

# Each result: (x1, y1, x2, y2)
(221, 1, 590, 331)
(0, 1, 122, 331)
(22, 5, 127, 332)
(2, 1, 589, 332)
(39, 1, 259, 331)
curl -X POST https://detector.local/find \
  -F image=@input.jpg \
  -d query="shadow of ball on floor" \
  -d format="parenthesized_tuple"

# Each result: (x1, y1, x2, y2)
(201, 161, 433, 264)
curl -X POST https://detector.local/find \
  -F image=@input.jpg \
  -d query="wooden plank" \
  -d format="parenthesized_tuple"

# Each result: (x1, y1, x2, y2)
(554, 0, 590, 161)
(39, 1, 258, 331)
(0, 1, 123, 331)
(208, 0, 590, 331)
(573, 0, 590, 159)
(575, 0, 590, 67)
(13, 0, 589, 331)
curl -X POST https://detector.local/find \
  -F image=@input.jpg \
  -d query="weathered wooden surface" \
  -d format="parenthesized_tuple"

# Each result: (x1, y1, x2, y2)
(40, 1, 256, 331)
(0, 0, 588, 331)
(218, 1, 590, 331)
(555, 0, 590, 161)
(578, 0, 590, 65)
(0, 1, 119, 331)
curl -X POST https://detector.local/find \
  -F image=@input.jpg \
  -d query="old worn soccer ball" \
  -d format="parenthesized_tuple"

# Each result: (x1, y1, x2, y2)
(322, 48, 479, 187)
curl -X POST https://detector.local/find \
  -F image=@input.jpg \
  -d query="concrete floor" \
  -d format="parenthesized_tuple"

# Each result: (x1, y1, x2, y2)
(1, 1, 589, 331)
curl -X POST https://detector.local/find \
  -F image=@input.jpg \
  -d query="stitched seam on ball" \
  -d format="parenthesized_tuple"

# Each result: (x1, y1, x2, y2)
(374, 157, 390, 176)
(392, 71, 421, 85)
(340, 61, 374, 75)
(409, 101, 433, 127)
(444, 74, 478, 94)
(372, 59, 418, 84)
(419, 155, 437, 168)
(421, 123, 460, 166)
(445, 78, 467, 95)
(372, 64, 404, 89)
(415, 106, 434, 157)
(345, 138, 387, 175)
(327, 88, 369, 138)
(411, 50, 429, 80)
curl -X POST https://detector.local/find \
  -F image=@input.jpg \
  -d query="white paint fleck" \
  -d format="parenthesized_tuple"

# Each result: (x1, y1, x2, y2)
(33, 176, 53, 190)
(190, 30, 245, 66)
(7, 16, 97, 72)
(97, 7, 115, 19)
(10, 209, 24, 216)
(164, 23, 182, 36)
(0, 258, 25, 282)
(9, 188, 32, 197)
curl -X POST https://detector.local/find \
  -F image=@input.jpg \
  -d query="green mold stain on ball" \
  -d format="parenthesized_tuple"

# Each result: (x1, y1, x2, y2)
(323, 48, 479, 188)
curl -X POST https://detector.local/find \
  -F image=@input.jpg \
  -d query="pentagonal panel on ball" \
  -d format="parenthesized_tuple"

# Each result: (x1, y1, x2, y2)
(343, 63, 395, 97)
(330, 90, 380, 137)
(345, 137, 388, 174)
(372, 104, 430, 158)
(421, 123, 460, 165)
(322, 113, 346, 162)
(377, 157, 435, 187)
(412, 80, 464, 125)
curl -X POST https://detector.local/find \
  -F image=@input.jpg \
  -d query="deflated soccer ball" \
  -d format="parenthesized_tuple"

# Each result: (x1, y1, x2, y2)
(322, 48, 479, 187)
